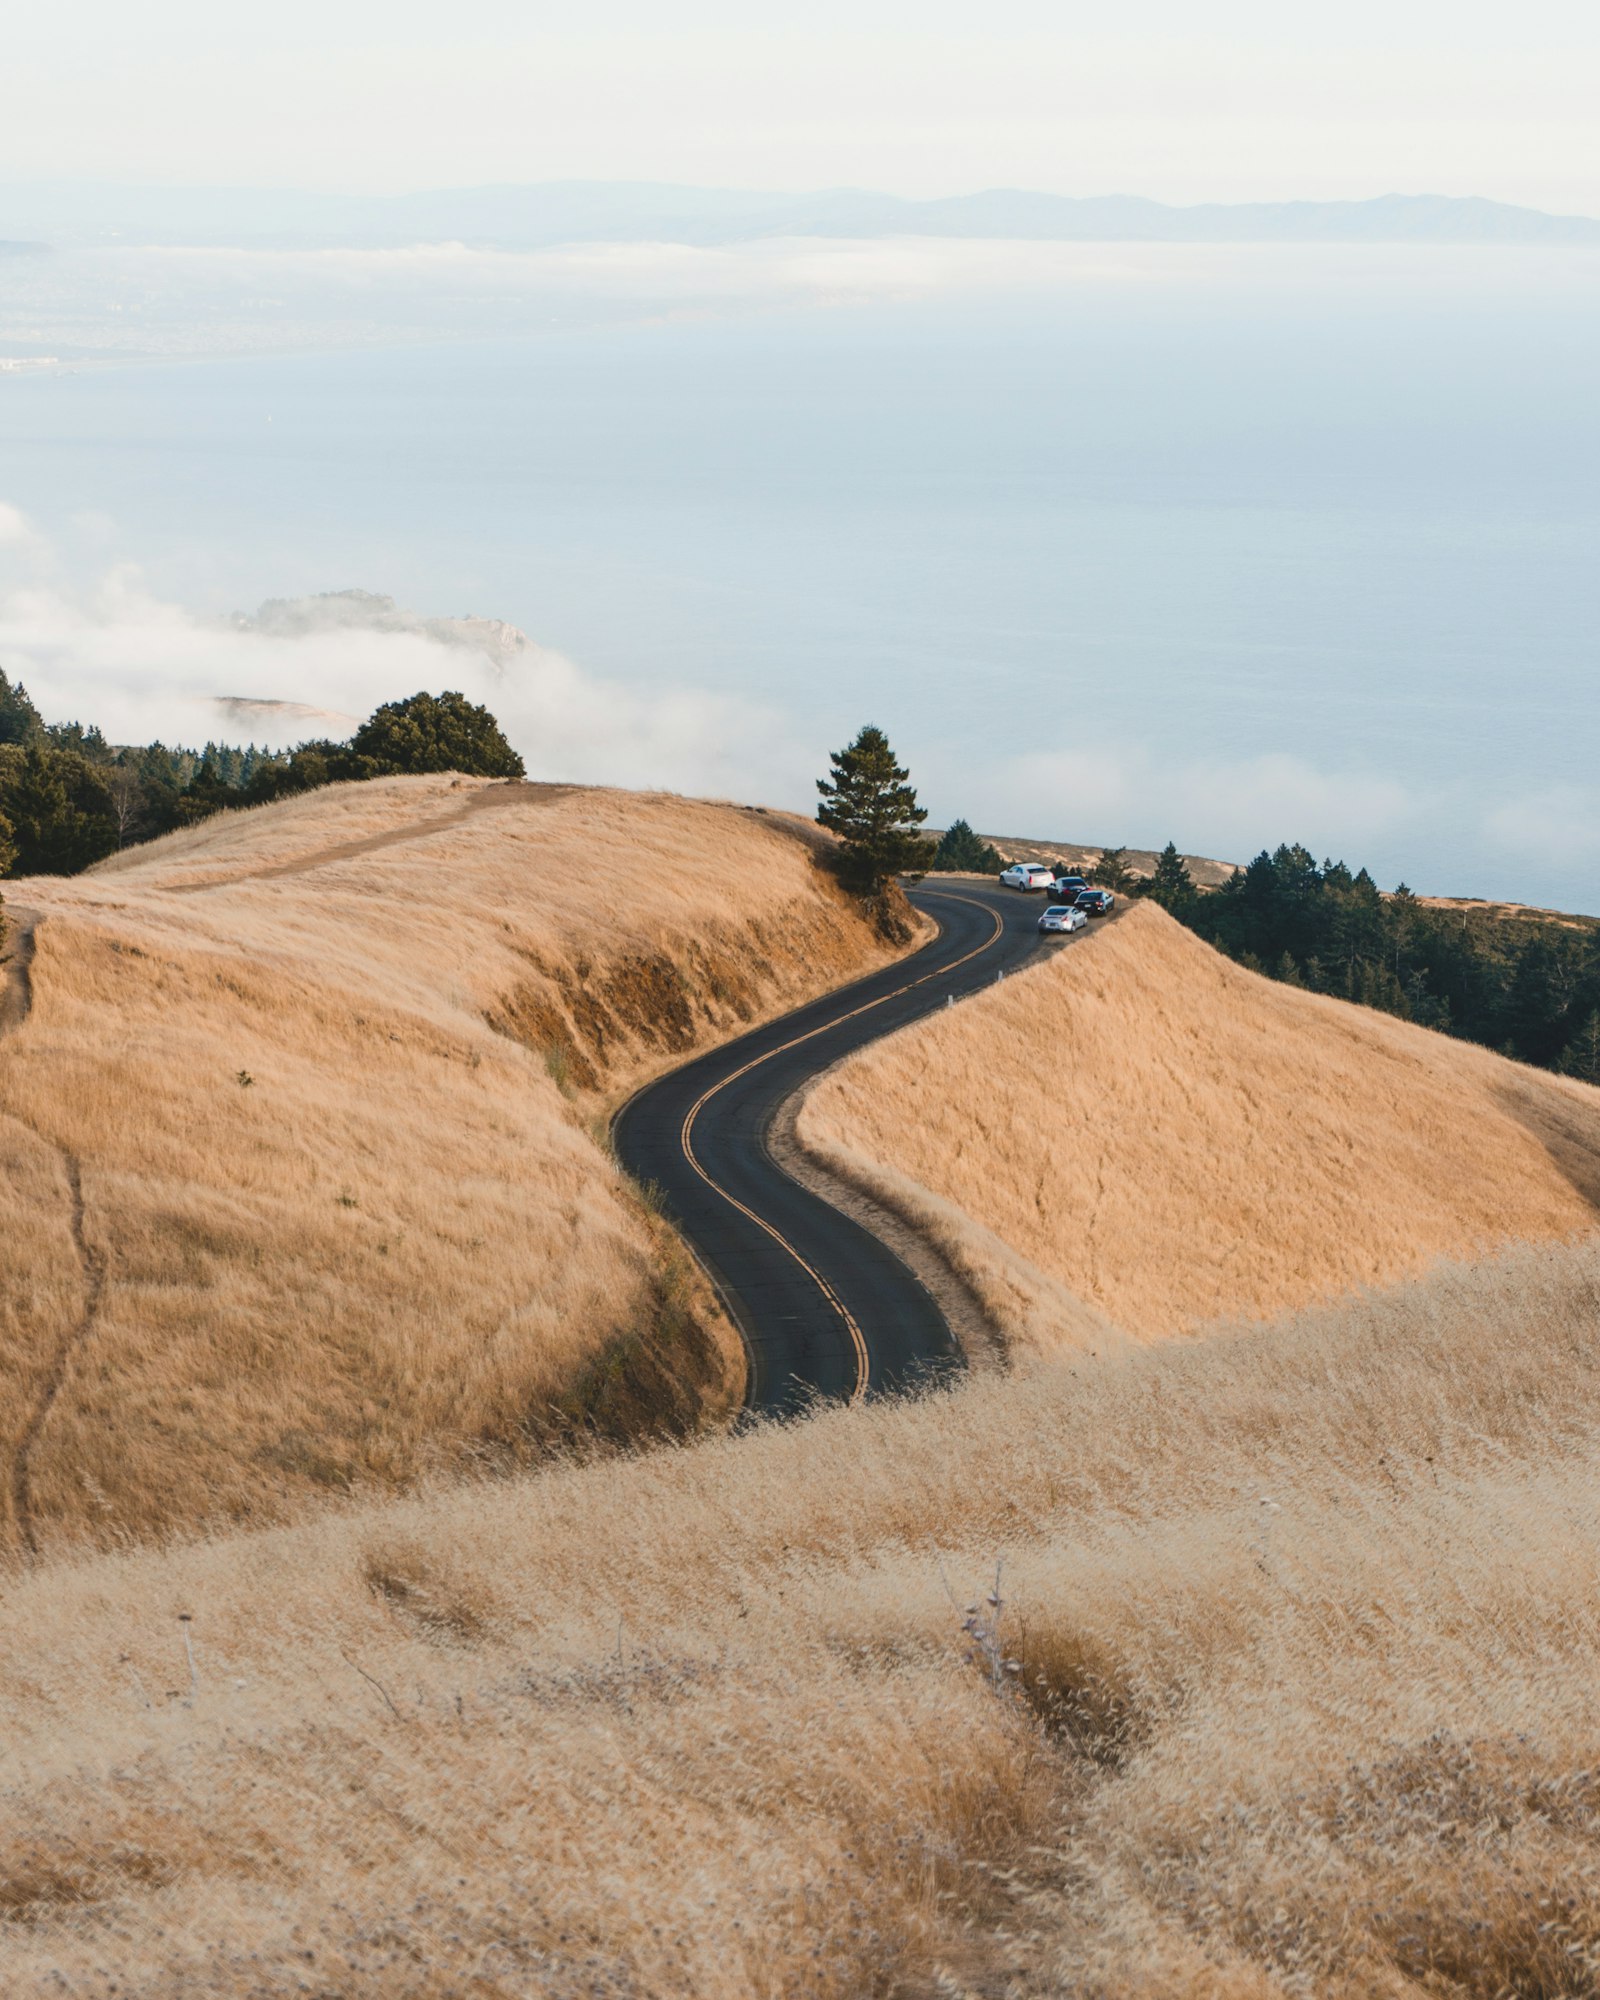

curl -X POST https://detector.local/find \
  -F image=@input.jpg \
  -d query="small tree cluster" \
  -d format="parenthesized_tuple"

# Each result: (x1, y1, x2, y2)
(0, 744, 119, 876)
(0, 680, 525, 880)
(1155, 838, 1600, 1070)
(1091, 846, 1136, 893)
(926, 818, 1003, 874)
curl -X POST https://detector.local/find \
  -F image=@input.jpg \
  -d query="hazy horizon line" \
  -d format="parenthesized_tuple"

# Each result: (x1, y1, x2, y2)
(4, 182, 1599, 251)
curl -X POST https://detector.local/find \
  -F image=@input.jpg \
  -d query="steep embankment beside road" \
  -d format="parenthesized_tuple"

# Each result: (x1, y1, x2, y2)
(0, 776, 911, 1552)
(797, 900, 1600, 1354)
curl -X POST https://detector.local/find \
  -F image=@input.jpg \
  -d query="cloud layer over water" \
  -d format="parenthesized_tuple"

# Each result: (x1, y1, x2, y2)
(2, 505, 1592, 906)
(0, 511, 800, 801)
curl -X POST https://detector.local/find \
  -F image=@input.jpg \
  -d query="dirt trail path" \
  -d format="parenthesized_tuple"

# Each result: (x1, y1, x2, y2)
(0, 903, 39, 1040)
(9, 1153, 106, 1559)
(166, 780, 578, 892)
(1, 906, 104, 1559)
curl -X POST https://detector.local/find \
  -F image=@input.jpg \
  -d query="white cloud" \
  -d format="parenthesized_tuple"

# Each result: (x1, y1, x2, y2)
(1484, 787, 1600, 868)
(0, 521, 807, 802)
(949, 743, 1417, 865)
(0, 503, 43, 550)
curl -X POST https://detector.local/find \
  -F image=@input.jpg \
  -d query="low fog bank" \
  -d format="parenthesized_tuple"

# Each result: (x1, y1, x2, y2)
(0, 516, 803, 803)
(2, 506, 1593, 911)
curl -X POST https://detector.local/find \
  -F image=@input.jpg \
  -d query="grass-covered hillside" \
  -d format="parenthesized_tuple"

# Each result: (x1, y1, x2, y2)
(2, 1236, 1597, 1996)
(0, 776, 914, 1551)
(798, 900, 1600, 1353)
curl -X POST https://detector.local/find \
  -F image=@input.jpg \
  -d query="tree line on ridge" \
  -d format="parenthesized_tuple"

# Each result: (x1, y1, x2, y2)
(819, 725, 1600, 1086)
(0, 671, 522, 879)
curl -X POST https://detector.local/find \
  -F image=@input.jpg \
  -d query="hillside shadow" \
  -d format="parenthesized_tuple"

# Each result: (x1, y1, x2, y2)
(1495, 1074, 1600, 1216)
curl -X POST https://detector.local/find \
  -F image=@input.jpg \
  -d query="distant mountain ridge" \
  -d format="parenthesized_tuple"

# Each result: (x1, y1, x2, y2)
(5, 182, 1599, 250)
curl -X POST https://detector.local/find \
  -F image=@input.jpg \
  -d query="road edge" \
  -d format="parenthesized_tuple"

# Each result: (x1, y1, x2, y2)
(764, 1065, 1009, 1373)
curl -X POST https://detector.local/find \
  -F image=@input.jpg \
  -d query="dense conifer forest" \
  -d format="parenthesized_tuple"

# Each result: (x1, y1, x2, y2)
(1133, 839, 1600, 1082)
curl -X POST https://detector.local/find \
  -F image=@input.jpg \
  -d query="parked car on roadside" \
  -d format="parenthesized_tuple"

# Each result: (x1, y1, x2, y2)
(1052, 874, 1088, 903)
(1038, 904, 1088, 935)
(1075, 888, 1115, 916)
(999, 862, 1057, 892)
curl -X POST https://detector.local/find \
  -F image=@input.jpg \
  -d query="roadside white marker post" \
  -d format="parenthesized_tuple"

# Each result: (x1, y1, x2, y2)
(179, 1614, 198, 1705)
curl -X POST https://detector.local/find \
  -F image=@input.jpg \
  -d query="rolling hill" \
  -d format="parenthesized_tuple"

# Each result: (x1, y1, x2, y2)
(0, 776, 913, 1552)
(4, 788, 1599, 1994)
(797, 900, 1600, 1354)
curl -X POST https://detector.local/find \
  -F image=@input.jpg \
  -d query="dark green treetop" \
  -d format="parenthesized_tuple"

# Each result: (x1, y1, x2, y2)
(349, 691, 525, 779)
(816, 725, 928, 892)
(0, 744, 118, 876)
(1092, 846, 1135, 892)
(929, 818, 1002, 874)
(1558, 1010, 1600, 1086)
(0, 670, 44, 748)
(1144, 840, 1196, 910)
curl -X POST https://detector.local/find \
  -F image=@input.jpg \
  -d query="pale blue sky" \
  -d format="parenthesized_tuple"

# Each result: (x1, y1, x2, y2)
(5, 0, 1599, 210)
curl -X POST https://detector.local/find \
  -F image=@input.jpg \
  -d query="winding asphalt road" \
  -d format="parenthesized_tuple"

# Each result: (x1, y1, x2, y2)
(613, 881, 1062, 1413)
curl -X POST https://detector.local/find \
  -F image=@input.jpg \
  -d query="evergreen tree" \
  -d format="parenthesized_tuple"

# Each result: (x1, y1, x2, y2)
(44, 719, 113, 763)
(0, 745, 118, 875)
(349, 691, 524, 778)
(1143, 841, 1196, 911)
(1558, 1011, 1600, 1086)
(244, 742, 338, 805)
(0, 806, 15, 878)
(816, 725, 928, 892)
(928, 818, 1002, 873)
(1092, 846, 1135, 892)
(173, 751, 238, 826)
(0, 670, 44, 748)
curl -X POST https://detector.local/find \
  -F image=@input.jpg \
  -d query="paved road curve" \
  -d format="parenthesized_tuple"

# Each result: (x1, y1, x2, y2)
(613, 880, 1060, 1413)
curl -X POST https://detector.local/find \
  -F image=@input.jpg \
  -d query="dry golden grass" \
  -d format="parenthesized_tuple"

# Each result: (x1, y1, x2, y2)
(2, 1235, 1598, 1997)
(0, 778, 907, 1552)
(798, 900, 1600, 1353)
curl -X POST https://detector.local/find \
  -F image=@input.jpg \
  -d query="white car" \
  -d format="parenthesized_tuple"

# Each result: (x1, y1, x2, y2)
(1038, 904, 1088, 934)
(1000, 862, 1057, 892)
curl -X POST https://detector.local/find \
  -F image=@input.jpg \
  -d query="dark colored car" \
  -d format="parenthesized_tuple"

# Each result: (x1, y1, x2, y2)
(1051, 875, 1088, 904)
(1075, 888, 1115, 917)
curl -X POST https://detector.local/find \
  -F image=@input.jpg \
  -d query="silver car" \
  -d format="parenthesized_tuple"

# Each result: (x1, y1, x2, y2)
(1038, 904, 1088, 934)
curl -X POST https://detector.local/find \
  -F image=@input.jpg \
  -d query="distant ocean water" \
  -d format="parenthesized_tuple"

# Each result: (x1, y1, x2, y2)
(1, 244, 1596, 908)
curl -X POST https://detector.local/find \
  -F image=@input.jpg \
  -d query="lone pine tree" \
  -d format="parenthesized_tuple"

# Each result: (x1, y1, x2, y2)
(816, 725, 928, 892)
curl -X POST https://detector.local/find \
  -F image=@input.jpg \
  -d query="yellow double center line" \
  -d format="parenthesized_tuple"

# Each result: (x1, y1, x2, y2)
(679, 890, 1006, 1404)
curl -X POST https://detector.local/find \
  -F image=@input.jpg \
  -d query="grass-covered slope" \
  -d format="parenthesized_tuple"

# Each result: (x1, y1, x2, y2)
(0, 777, 907, 1551)
(2, 1237, 1598, 1996)
(798, 901, 1600, 1353)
